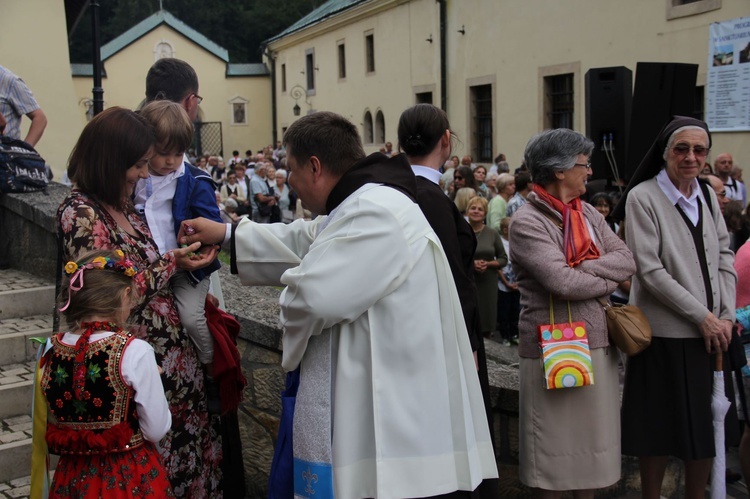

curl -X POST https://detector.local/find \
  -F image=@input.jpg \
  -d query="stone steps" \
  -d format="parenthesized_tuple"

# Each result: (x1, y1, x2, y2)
(0, 270, 55, 493)
(0, 414, 33, 485)
(0, 269, 55, 321)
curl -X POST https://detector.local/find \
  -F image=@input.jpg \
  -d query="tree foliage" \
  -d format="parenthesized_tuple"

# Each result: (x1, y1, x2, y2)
(68, 0, 321, 63)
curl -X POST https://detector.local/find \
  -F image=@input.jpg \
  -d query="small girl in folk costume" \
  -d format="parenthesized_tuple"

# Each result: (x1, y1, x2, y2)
(36, 250, 173, 498)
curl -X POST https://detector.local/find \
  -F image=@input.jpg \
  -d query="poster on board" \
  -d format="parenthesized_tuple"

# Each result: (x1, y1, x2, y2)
(706, 16, 750, 132)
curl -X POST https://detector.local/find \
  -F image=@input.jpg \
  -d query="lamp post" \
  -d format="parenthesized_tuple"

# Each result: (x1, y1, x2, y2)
(90, 0, 104, 115)
(290, 85, 309, 116)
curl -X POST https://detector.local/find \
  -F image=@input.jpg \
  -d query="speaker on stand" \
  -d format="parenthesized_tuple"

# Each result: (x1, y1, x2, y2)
(585, 66, 633, 190)
(625, 62, 698, 179)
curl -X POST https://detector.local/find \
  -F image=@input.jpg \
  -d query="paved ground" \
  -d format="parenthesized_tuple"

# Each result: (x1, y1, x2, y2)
(487, 336, 750, 498)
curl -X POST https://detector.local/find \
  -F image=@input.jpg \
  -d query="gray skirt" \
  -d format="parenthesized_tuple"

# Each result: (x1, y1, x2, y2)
(519, 347, 620, 490)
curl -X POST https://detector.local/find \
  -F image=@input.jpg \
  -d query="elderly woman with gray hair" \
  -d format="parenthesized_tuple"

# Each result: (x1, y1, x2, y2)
(509, 128, 635, 497)
(615, 116, 738, 499)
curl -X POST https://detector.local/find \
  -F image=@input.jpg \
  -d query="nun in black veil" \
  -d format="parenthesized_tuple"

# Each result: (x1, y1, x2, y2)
(616, 116, 739, 499)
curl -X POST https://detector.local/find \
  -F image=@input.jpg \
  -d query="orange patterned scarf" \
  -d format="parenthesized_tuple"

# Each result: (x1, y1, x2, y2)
(532, 184, 600, 267)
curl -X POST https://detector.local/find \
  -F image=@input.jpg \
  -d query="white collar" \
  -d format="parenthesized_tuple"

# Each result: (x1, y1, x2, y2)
(656, 168, 703, 206)
(411, 165, 442, 185)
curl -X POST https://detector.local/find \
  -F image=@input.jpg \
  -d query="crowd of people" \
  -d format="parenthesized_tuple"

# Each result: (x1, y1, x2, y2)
(8, 53, 747, 498)
(189, 142, 300, 226)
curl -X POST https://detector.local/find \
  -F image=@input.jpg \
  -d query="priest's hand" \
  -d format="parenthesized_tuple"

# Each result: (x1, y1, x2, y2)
(179, 218, 228, 247)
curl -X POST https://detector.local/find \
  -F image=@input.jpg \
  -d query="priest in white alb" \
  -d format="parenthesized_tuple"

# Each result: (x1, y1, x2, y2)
(179, 112, 498, 499)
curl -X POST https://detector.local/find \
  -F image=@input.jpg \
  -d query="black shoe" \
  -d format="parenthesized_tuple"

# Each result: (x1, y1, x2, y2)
(726, 468, 742, 483)
(206, 376, 222, 415)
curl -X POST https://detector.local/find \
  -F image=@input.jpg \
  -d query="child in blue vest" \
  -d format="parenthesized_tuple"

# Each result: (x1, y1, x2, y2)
(133, 100, 222, 413)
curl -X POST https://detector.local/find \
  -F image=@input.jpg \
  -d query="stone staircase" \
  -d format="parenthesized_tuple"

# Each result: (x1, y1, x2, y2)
(0, 269, 56, 498)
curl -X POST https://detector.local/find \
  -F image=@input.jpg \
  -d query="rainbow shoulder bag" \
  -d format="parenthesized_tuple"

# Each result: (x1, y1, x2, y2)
(537, 295, 594, 389)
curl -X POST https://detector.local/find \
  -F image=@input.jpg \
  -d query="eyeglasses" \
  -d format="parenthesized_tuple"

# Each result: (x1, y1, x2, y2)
(717, 190, 727, 198)
(192, 93, 204, 105)
(574, 162, 592, 170)
(454, 175, 464, 180)
(671, 145, 709, 158)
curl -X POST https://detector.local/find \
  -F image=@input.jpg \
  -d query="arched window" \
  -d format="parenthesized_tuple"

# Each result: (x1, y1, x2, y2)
(375, 111, 385, 144)
(363, 111, 374, 144)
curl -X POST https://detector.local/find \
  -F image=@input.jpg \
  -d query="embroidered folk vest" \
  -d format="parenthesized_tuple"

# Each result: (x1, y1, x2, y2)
(41, 331, 144, 455)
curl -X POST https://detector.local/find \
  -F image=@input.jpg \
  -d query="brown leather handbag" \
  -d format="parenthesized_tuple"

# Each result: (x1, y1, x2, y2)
(597, 298, 652, 356)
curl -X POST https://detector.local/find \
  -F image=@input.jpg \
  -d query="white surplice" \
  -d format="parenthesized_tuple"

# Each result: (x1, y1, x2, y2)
(234, 183, 497, 498)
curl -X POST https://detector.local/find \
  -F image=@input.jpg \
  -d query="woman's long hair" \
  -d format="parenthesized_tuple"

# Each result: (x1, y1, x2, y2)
(67, 107, 155, 210)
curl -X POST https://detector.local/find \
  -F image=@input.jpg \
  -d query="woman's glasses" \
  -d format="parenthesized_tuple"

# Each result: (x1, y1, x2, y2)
(671, 145, 709, 158)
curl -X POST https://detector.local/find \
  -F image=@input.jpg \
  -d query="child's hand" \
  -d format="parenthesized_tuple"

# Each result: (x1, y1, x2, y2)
(174, 243, 219, 271)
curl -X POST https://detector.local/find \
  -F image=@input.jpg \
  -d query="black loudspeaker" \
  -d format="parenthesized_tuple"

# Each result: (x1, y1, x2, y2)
(625, 62, 698, 179)
(585, 67, 633, 182)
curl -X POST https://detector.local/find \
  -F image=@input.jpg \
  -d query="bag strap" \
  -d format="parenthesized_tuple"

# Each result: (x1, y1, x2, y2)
(549, 294, 554, 325)
(532, 202, 563, 230)
(549, 293, 574, 326)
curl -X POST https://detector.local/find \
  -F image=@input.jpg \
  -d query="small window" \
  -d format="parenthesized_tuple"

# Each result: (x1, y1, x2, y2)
(666, 0, 720, 19)
(543, 73, 574, 129)
(363, 111, 374, 144)
(469, 85, 493, 162)
(305, 49, 315, 91)
(375, 111, 385, 144)
(338, 41, 346, 79)
(365, 32, 375, 73)
(415, 92, 433, 104)
(281, 64, 287, 92)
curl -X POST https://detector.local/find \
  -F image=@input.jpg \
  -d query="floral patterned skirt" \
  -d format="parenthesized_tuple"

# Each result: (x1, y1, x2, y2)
(50, 444, 174, 498)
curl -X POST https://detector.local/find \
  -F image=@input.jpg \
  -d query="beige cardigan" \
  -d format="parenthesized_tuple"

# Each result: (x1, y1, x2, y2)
(625, 177, 736, 339)
(510, 192, 636, 358)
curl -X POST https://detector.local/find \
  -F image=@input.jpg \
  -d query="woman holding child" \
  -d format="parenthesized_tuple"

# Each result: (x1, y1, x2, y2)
(56, 106, 223, 497)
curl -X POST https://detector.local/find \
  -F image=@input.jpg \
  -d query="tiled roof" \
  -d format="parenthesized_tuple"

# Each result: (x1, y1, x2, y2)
(101, 10, 229, 62)
(265, 0, 370, 44)
(226, 63, 270, 76)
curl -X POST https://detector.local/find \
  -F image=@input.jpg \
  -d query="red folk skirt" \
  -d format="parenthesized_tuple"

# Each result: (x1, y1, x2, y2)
(50, 443, 174, 498)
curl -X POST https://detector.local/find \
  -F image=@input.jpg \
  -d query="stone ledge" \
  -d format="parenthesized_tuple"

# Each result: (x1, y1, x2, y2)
(0, 183, 69, 234)
(0, 182, 70, 278)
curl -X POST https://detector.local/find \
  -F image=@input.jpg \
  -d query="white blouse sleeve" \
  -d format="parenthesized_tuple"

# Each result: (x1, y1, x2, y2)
(120, 339, 172, 443)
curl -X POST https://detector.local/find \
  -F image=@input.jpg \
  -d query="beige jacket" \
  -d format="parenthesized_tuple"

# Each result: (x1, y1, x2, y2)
(625, 177, 736, 339)
(510, 192, 636, 358)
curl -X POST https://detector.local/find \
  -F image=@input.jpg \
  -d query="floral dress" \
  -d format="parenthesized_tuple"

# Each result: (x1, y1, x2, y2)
(57, 190, 222, 497)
